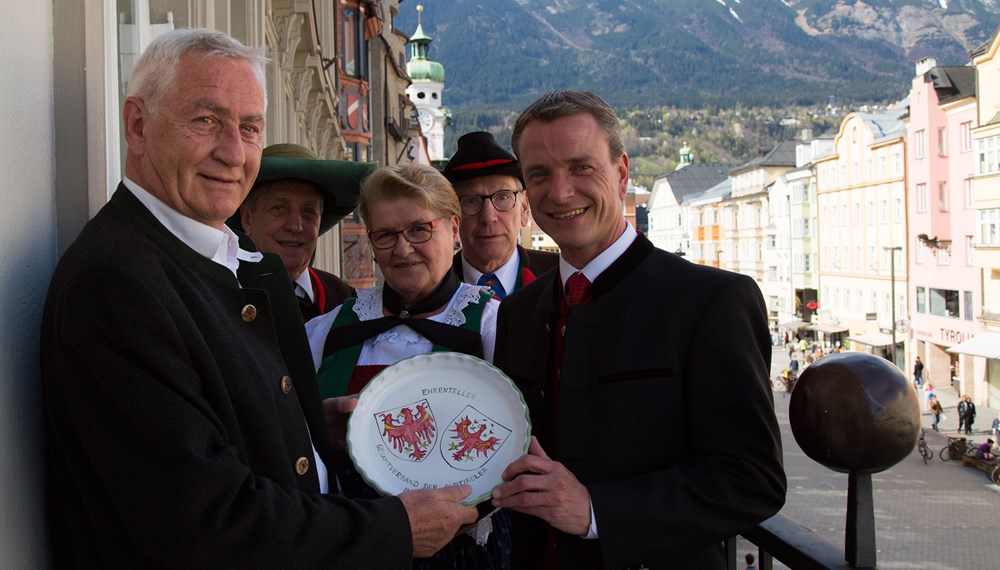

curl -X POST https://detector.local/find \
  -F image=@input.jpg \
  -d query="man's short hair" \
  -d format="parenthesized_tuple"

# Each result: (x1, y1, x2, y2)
(128, 28, 269, 113)
(358, 164, 461, 231)
(511, 90, 624, 164)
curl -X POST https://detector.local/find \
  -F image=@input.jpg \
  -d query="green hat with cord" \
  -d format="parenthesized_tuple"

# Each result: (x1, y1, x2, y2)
(228, 143, 377, 236)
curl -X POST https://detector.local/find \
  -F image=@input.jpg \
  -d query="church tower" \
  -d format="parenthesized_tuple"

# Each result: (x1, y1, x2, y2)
(405, 5, 449, 162)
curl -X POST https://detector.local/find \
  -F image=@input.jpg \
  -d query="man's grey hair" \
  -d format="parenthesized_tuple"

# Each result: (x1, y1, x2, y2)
(127, 28, 269, 113)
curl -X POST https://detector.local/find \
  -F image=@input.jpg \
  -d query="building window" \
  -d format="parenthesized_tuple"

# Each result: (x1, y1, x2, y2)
(965, 179, 974, 210)
(916, 286, 926, 313)
(915, 236, 924, 264)
(879, 156, 887, 178)
(915, 129, 927, 158)
(880, 199, 888, 223)
(895, 198, 903, 221)
(916, 183, 928, 212)
(977, 135, 1000, 174)
(939, 246, 950, 266)
(938, 182, 949, 212)
(961, 121, 973, 152)
(855, 246, 861, 269)
(929, 288, 960, 318)
(341, 5, 369, 80)
(868, 246, 876, 269)
(938, 127, 947, 156)
(964, 290, 974, 321)
(979, 208, 1000, 246)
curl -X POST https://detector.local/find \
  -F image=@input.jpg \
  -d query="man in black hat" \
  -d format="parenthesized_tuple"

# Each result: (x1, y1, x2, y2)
(236, 143, 374, 320)
(443, 131, 558, 299)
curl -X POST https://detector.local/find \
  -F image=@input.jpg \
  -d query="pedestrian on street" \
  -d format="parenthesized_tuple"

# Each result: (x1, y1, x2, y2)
(929, 395, 943, 432)
(961, 395, 976, 434)
(991, 413, 999, 441)
(744, 552, 757, 569)
(912, 356, 924, 388)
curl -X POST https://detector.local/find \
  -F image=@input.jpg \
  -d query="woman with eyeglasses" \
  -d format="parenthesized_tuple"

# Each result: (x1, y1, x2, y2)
(305, 163, 508, 569)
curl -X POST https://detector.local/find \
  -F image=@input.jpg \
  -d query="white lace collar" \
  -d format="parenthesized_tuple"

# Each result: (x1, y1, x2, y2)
(351, 283, 488, 346)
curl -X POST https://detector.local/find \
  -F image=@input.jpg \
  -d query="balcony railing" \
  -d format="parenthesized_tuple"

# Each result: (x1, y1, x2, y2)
(723, 352, 919, 570)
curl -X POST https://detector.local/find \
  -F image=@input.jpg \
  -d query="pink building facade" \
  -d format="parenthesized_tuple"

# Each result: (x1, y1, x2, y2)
(905, 58, 983, 390)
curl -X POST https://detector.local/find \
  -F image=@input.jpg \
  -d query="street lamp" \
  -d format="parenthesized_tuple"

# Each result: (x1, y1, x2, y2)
(884, 246, 902, 368)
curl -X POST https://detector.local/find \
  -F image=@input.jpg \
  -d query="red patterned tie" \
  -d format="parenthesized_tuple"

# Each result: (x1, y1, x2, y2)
(565, 272, 593, 305)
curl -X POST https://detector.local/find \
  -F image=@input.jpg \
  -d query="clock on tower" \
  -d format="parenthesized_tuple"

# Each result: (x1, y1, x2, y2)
(418, 108, 434, 131)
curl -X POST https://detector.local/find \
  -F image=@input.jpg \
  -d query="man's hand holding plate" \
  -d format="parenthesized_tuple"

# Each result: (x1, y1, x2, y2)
(491, 436, 591, 536)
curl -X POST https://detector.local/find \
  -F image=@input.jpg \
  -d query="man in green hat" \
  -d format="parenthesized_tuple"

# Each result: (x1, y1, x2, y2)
(236, 143, 375, 320)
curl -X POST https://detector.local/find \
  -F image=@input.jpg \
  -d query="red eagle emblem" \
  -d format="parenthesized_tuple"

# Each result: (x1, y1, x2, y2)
(448, 416, 501, 462)
(379, 401, 436, 461)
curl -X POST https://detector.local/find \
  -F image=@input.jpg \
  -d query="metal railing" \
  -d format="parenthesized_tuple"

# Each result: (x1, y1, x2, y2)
(724, 353, 919, 570)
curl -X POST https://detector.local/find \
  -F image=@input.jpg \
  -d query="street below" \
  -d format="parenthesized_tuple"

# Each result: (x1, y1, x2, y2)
(739, 349, 1000, 569)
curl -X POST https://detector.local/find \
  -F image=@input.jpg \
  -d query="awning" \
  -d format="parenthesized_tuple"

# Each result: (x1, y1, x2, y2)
(807, 323, 849, 334)
(778, 320, 809, 330)
(946, 331, 1000, 359)
(847, 332, 895, 347)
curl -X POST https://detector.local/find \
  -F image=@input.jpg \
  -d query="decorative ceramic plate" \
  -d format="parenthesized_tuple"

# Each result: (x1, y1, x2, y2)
(346, 352, 531, 505)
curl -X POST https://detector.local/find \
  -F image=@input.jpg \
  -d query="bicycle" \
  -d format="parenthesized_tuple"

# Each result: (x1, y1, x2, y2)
(916, 430, 932, 464)
(990, 461, 1000, 486)
(984, 456, 1000, 485)
(939, 437, 975, 462)
(772, 370, 797, 393)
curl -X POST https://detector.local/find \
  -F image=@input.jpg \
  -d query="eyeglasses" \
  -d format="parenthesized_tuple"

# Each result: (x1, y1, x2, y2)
(458, 189, 522, 216)
(367, 218, 442, 250)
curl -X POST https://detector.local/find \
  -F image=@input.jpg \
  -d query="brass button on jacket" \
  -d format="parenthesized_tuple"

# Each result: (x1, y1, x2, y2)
(295, 457, 310, 476)
(240, 304, 257, 322)
(280, 375, 293, 394)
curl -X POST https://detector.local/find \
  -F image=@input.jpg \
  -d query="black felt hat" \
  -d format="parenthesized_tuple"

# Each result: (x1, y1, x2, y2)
(228, 143, 377, 236)
(442, 132, 523, 186)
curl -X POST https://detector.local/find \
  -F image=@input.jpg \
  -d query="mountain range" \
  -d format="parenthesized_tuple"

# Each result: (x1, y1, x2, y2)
(395, 0, 1000, 110)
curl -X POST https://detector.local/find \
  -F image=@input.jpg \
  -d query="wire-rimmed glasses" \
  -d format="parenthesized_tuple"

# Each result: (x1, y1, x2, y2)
(458, 189, 522, 216)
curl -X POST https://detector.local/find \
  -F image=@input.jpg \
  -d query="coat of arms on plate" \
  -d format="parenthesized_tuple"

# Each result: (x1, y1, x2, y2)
(442, 405, 512, 471)
(376, 399, 437, 462)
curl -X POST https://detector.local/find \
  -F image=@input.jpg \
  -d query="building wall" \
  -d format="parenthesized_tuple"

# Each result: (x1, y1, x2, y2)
(970, 34, 1000, 406)
(816, 113, 908, 366)
(1, 2, 56, 567)
(647, 176, 682, 252)
(906, 72, 982, 388)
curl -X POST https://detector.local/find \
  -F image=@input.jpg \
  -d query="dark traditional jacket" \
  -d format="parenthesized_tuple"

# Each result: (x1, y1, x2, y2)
(453, 244, 559, 293)
(299, 266, 354, 321)
(41, 185, 410, 568)
(493, 234, 786, 569)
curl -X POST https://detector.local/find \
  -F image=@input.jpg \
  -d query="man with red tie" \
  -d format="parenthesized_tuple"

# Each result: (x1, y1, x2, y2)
(235, 143, 373, 320)
(443, 131, 558, 299)
(490, 90, 786, 569)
